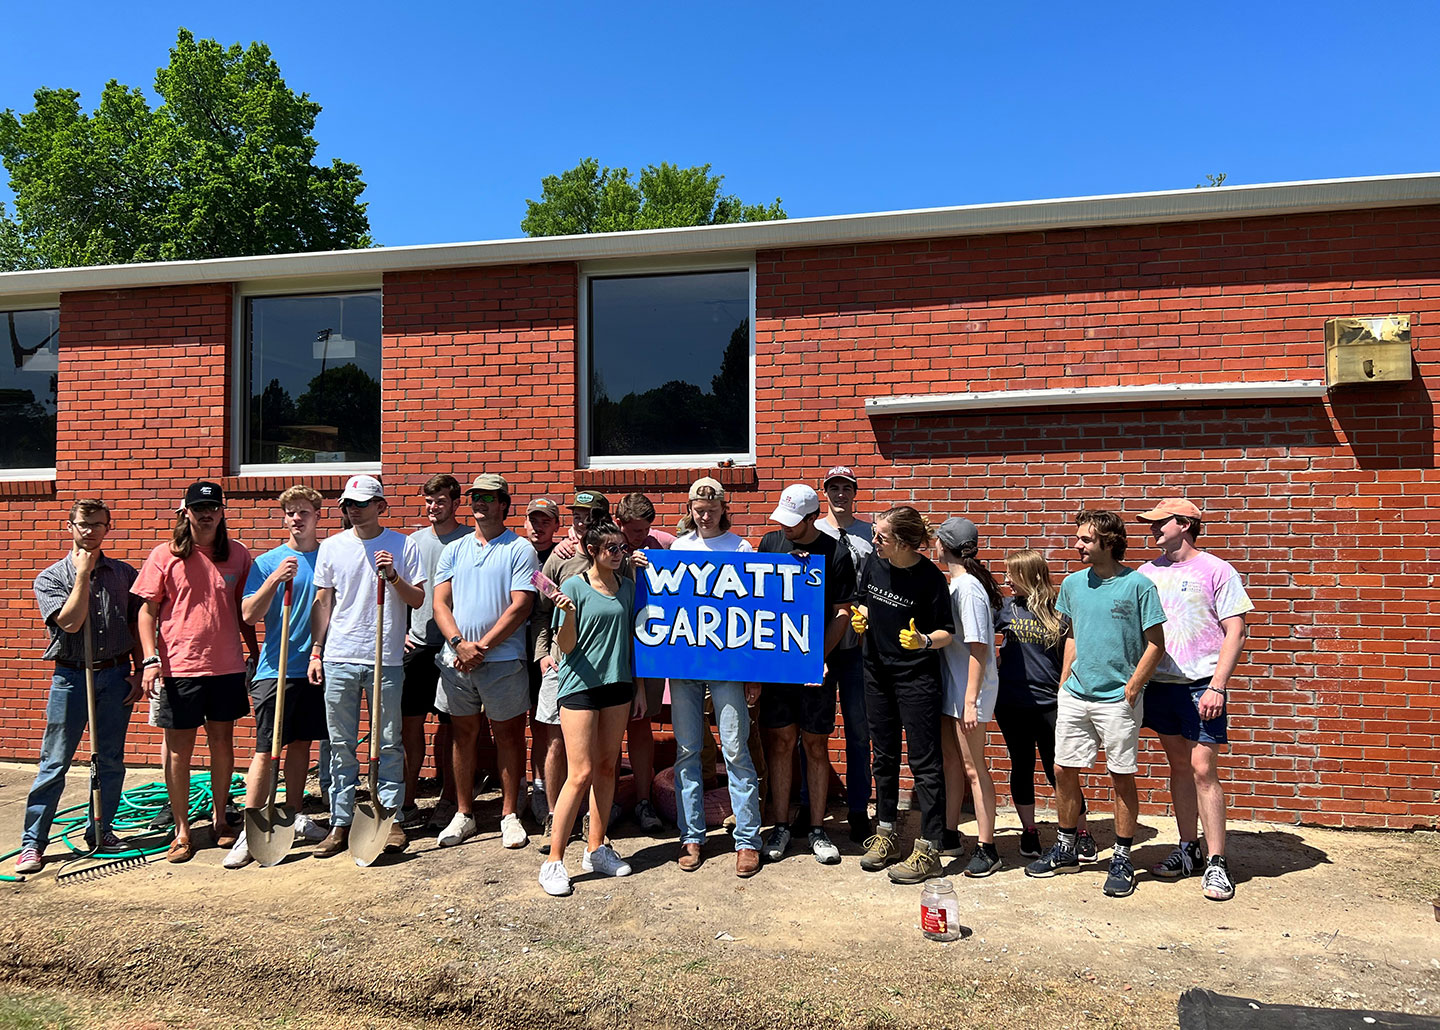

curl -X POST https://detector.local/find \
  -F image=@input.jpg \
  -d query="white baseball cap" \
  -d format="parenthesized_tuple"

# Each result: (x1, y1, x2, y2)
(340, 474, 385, 503)
(769, 484, 820, 527)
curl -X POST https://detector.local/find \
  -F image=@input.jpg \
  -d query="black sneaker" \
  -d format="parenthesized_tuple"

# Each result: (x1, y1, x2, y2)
(789, 810, 812, 837)
(1152, 841, 1204, 879)
(847, 810, 873, 844)
(1102, 853, 1137, 897)
(1024, 840, 1078, 878)
(940, 828, 966, 859)
(964, 845, 1002, 878)
(1019, 828, 1042, 859)
(1076, 829, 1099, 862)
(1202, 855, 1235, 901)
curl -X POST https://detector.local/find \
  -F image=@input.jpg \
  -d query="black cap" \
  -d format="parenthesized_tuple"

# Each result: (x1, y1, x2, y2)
(179, 481, 225, 511)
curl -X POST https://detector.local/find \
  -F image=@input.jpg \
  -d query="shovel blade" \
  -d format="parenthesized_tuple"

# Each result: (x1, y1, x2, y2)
(349, 800, 395, 868)
(244, 803, 297, 868)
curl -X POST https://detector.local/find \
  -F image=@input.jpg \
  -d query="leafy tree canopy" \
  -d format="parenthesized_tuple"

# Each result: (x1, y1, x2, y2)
(0, 28, 371, 270)
(522, 158, 786, 236)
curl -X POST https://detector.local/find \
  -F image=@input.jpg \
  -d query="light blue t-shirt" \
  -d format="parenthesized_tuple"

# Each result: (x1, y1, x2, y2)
(434, 529, 539, 663)
(1056, 565, 1166, 703)
(243, 543, 319, 681)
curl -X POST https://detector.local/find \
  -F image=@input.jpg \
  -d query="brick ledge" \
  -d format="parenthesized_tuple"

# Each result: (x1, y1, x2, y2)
(572, 466, 758, 493)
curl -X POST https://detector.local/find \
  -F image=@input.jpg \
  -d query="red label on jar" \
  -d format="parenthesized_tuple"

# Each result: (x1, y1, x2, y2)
(921, 902, 947, 934)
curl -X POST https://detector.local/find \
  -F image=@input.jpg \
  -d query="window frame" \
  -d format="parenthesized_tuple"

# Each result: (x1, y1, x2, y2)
(232, 279, 383, 477)
(0, 297, 61, 482)
(578, 255, 757, 469)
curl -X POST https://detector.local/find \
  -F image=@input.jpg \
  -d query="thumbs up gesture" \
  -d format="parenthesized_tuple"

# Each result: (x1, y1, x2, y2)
(899, 618, 927, 650)
(850, 606, 869, 635)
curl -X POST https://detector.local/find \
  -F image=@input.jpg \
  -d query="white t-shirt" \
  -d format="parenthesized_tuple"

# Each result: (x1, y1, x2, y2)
(671, 530, 753, 552)
(940, 572, 999, 722)
(314, 528, 424, 667)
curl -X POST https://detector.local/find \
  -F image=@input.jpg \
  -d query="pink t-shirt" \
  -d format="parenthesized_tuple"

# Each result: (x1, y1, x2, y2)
(1137, 551, 1254, 683)
(133, 540, 253, 677)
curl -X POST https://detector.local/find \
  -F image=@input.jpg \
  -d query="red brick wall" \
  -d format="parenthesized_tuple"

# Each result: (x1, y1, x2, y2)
(1, 207, 1435, 829)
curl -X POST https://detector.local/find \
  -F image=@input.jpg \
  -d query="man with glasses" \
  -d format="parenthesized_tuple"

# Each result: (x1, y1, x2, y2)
(431, 473, 539, 849)
(17, 500, 144, 875)
(308, 475, 425, 857)
(403, 474, 471, 830)
(814, 466, 875, 842)
(1136, 498, 1253, 902)
(135, 481, 258, 863)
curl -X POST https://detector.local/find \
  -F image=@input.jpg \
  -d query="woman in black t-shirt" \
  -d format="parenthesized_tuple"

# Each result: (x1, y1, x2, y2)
(850, 506, 955, 884)
(995, 549, 1094, 862)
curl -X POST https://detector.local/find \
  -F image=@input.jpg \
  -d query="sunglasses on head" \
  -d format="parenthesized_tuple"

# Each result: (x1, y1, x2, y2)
(468, 491, 504, 504)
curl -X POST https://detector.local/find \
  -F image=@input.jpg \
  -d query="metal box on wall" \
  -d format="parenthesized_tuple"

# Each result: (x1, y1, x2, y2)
(1325, 315, 1413, 387)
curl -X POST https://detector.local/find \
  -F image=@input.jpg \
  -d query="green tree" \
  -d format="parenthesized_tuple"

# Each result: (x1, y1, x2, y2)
(0, 29, 370, 271)
(522, 158, 785, 236)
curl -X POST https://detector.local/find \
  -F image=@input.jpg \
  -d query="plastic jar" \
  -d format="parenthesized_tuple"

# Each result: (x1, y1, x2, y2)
(920, 878, 960, 942)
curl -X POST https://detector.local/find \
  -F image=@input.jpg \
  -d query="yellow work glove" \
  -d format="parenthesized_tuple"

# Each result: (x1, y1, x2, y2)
(899, 618, 927, 650)
(850, 608, 869, 634)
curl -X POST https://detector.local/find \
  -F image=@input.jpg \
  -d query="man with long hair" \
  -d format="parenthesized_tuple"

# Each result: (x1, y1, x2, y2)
(134, 481, 258, 863)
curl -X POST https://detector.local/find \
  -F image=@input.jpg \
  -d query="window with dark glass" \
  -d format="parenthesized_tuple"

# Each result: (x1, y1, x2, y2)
(244, 292, 381, 465)
(587, 270, 751, 460)
(0, 308, 59, 470)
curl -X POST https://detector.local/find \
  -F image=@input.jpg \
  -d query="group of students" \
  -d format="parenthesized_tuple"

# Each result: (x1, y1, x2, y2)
(17, 467, 1251, 906)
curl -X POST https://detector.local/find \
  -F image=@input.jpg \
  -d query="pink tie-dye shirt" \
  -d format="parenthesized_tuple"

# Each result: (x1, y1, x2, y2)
(1137, 551, 1254, 683)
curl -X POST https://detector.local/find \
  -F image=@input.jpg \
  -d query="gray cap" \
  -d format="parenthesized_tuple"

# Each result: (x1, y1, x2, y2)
(936, 517, 979, 555)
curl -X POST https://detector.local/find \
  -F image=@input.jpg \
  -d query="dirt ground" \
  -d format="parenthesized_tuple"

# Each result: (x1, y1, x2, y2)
(2, 760, 1437, 1030)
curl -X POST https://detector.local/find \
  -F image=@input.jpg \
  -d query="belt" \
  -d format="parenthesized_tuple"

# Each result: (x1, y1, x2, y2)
(55, 655, 131, 672)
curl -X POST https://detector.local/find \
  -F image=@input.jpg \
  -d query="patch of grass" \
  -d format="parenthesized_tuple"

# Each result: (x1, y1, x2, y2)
(0, 993, 75, 1030)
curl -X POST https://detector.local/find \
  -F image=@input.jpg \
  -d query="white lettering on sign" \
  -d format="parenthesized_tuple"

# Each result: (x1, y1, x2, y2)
(636, 606, 812, 654)
(645, 560, 813, 603)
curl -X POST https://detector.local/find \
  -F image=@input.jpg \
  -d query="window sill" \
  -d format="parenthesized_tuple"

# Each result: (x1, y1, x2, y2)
(572, 465, 758, 492)
(0, 471, 57, 499)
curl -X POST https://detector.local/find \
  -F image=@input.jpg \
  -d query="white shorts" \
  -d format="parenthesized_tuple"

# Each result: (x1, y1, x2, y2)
(1054, 689, 1144, 775)
(942, 677, 998, 724)
(533, 666, 561, 727)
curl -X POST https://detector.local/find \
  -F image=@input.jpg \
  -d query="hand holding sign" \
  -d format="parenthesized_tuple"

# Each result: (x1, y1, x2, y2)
(899, 618, 927, 651)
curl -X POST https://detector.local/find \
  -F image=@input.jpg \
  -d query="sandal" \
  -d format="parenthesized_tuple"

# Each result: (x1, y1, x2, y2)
(166, 836, 194, 864)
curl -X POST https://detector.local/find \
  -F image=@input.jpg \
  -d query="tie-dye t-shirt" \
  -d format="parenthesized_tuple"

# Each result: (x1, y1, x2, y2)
(1137, 551, 1254, 683)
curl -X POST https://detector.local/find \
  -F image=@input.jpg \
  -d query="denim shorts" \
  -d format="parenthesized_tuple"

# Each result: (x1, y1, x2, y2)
(1143, 677, 1227, 745)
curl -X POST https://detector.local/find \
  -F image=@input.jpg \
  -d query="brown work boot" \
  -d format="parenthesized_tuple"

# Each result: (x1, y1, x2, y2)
(314, 826, 348, 858)
(386, 822, 408, 853)
(888, 839, 941, 885)
(859, 826, 899, 872)
(735, 847, 760, 878)
(678, 843, 702, 872)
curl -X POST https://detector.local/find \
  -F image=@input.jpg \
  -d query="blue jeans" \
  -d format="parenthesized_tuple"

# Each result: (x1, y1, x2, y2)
(798, 646, 871, 814)
(22, 665, 134, 850)
(671, 679, 761, 851)
(323, 663, 404, 827)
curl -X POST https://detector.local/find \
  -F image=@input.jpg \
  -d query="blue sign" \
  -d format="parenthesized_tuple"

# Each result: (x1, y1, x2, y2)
(633, 551, 825, 685)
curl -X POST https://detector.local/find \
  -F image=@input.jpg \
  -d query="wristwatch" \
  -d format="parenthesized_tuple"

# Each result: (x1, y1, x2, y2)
(448, 634, 463, 648)
(142, 655, 162, 668)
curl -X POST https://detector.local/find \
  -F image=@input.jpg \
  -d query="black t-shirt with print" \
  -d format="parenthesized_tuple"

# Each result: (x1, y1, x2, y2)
(757, 528, 857, 612)
(995, 596, 1068, 708)
(856, 555, 955, 681)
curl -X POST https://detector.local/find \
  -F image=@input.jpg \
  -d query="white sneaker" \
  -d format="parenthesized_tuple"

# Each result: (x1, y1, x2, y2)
(293, 813, 328, 843)
(501, 813, 529, 849)
(529, 781, 548, 825)
(582, 843, 633, 877)
(222, 830, 253, 869)
(539, 860, 572, 896)
(437, 811, 478, 848)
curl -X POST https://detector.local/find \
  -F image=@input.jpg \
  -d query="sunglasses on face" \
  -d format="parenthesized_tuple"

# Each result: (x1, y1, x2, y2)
(188, 503, 222, 513)
(599, 543, 624, 556)
(341, 498, 374, 510)
(469, 492, 503, 504)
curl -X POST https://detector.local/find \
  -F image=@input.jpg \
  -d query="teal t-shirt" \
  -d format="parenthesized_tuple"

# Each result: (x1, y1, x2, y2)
(553, 574, 636, 700)
(1056, 566, 1166, 702)
(243, 544, 318, 681)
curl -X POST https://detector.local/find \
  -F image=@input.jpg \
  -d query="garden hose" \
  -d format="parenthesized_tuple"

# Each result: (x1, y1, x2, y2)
(1, 772, 246, 882)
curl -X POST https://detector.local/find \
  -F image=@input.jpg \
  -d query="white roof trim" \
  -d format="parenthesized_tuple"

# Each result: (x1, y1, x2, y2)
(866, 379, 1330, 415)
(2, 172, 1439, 299)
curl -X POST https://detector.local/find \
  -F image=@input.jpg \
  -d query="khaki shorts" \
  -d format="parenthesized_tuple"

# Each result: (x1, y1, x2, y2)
(533, 666, 561, 727)
(1054, 689, 1144, 775)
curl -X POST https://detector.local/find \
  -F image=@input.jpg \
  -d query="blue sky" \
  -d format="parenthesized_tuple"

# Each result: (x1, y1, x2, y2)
(4, 1, 1438, 248)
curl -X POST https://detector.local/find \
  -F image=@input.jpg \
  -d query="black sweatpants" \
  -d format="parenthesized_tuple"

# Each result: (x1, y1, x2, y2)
(994, 703, 1058, 806)
(865, 667, 946, 842)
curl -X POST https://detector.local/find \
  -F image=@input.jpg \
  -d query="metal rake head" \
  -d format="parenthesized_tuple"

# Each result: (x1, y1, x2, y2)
(55, 851, 148, 885)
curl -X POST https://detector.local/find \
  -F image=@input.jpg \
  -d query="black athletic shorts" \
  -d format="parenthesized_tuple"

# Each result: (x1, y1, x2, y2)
(154, 673, 249, 730)
(758, 680, 838, 736)
(402, 644, 450, 722)
(558, 681, 634, 712)
(250, 677, 328, 750)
